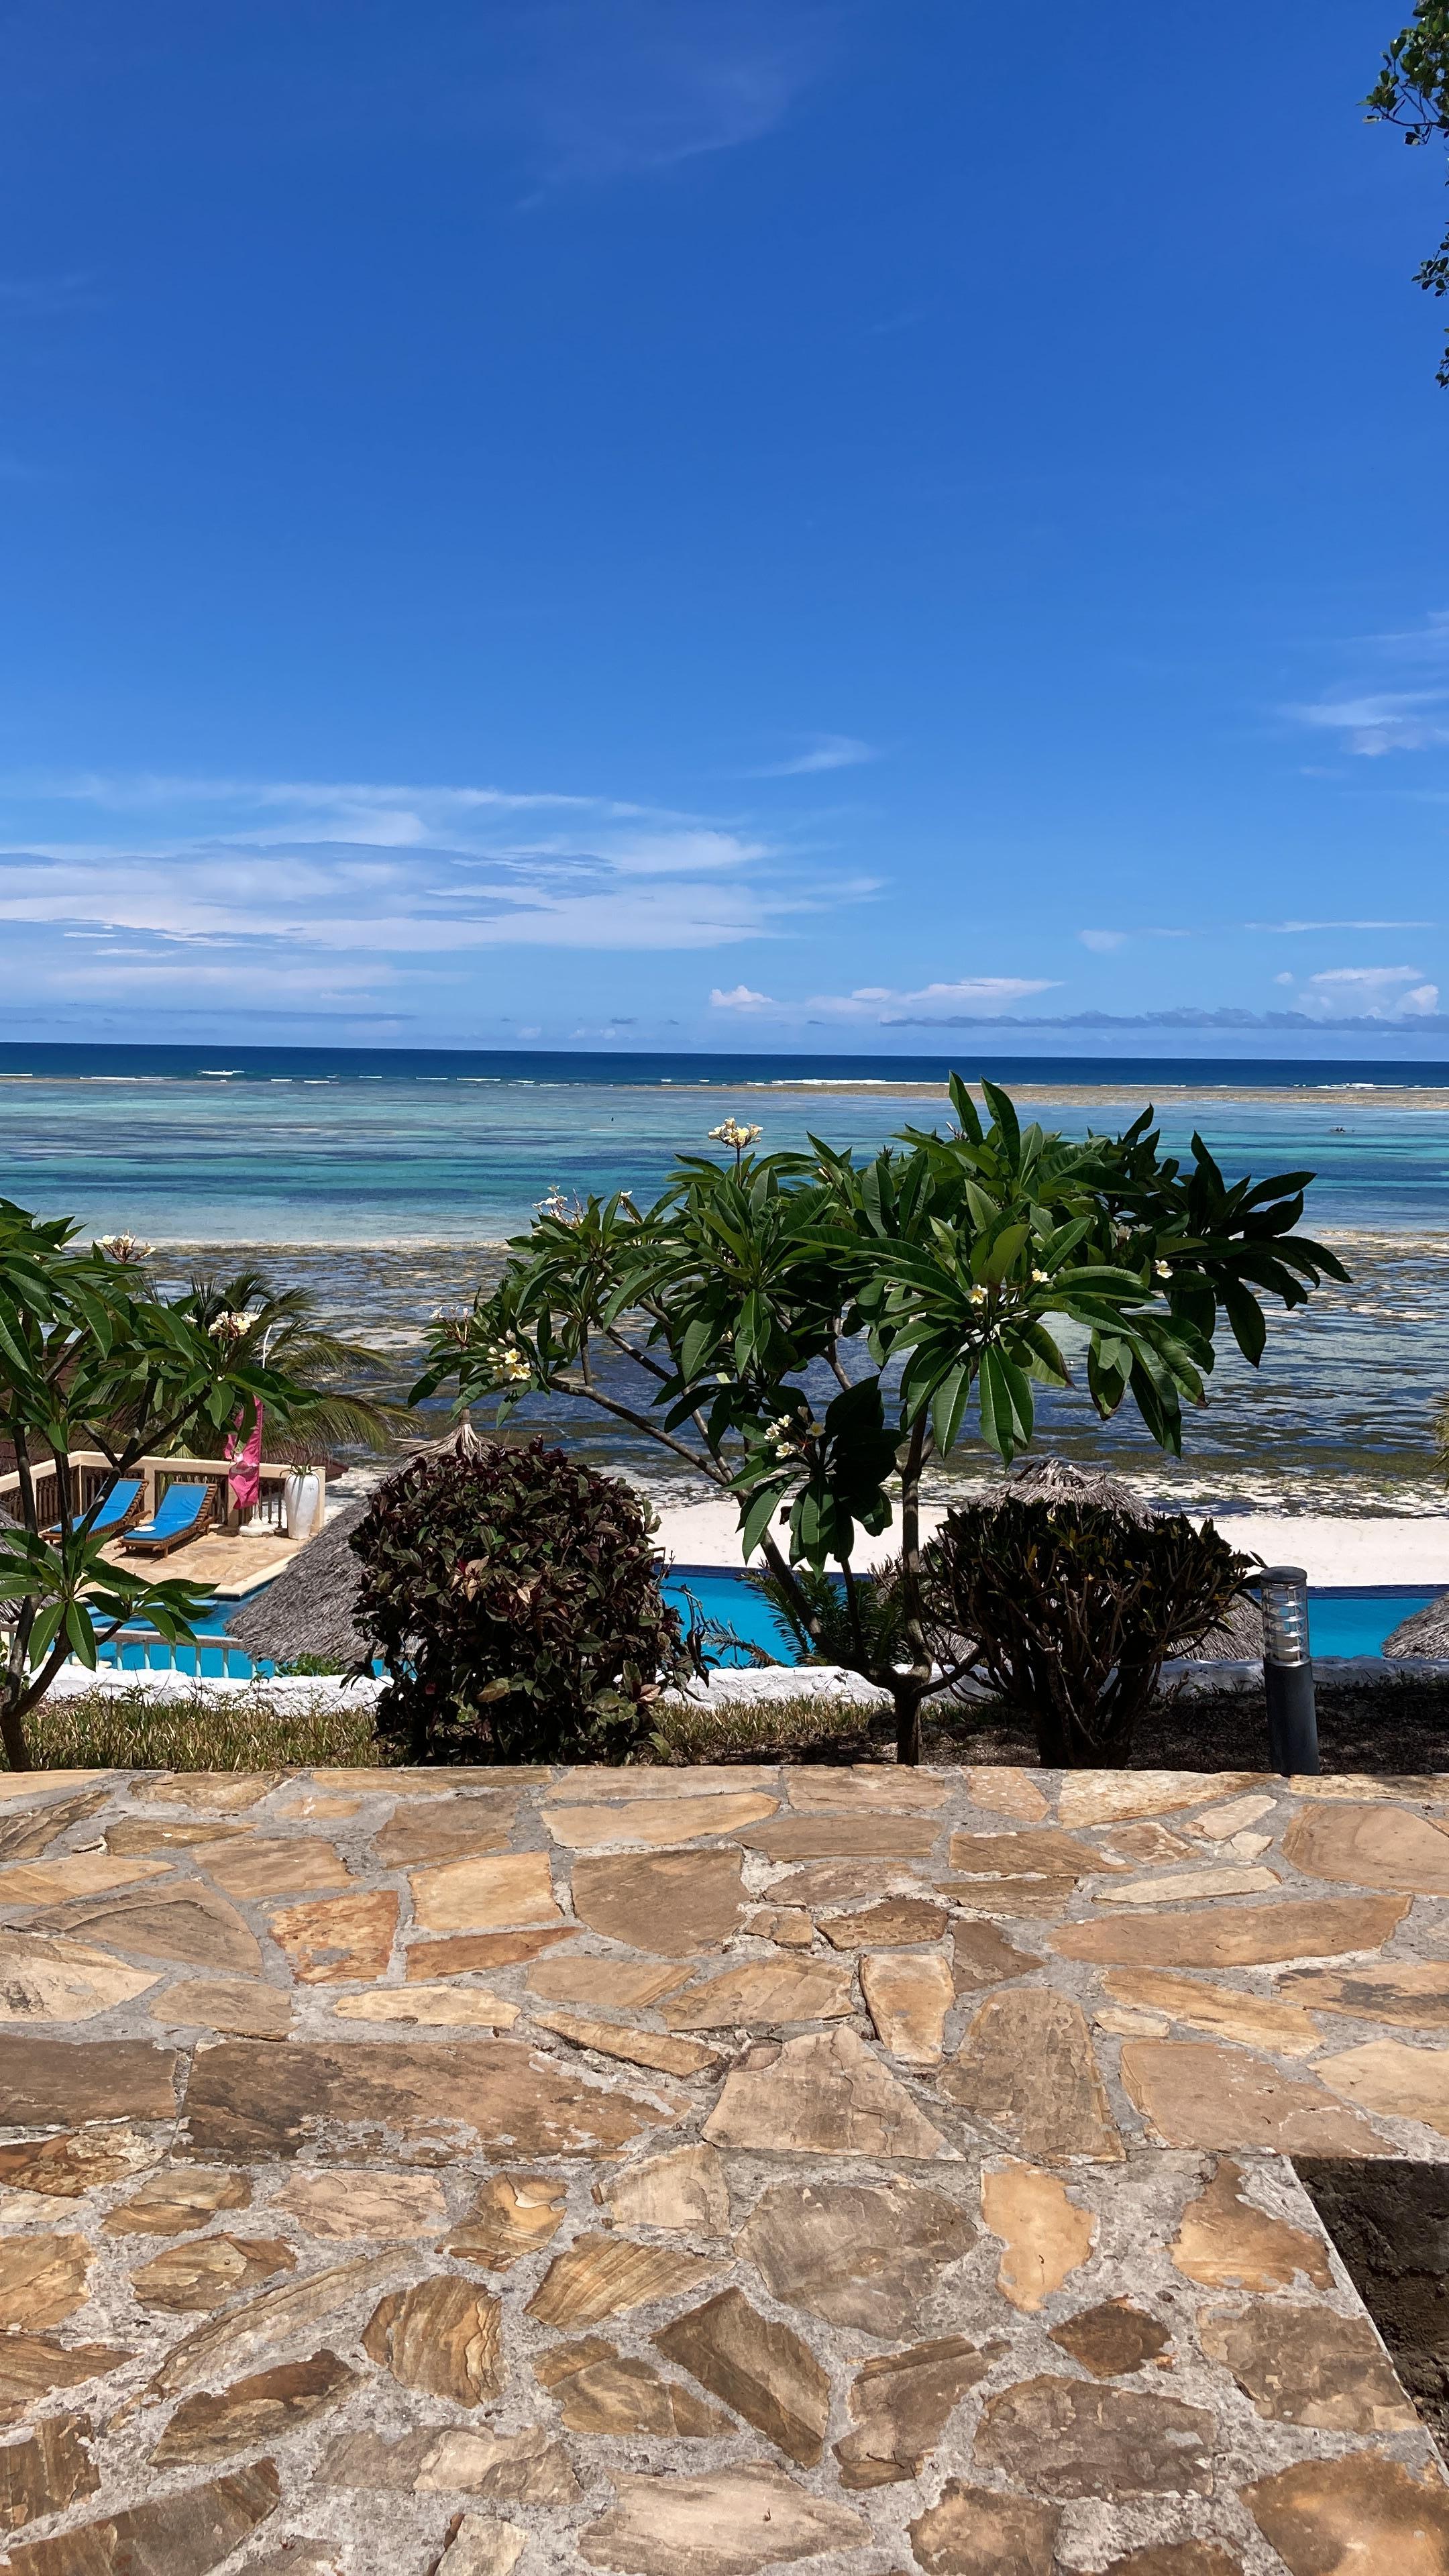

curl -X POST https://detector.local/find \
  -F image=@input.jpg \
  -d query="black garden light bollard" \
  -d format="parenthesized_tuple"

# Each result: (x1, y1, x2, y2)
(1258, 1564, 1320, 1778)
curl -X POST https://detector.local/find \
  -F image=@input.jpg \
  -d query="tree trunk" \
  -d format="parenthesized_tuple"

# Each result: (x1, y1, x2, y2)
(893, 1421, 933, 1767)
(1, 1686, 32, 1773)
(892, 1675, 924, 1768)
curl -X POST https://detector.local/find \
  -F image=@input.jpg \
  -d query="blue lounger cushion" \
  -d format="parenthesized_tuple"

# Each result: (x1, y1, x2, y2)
(44, 1478, 144, 1540)
(121, 1482, 213, 1552)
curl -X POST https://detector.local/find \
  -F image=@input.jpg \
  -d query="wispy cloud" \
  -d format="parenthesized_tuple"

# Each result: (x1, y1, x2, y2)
(1287, 608, 1449, 756)
(710, 975, 1059, 1023)
(747, 734, 881, 778)
(1246, 917, 1438, 932)
(0, 769, 869, 1024)
(502, 0, 843, 189)
(1078, 929, 1128, 953)
(1289, 690, 1449, 757)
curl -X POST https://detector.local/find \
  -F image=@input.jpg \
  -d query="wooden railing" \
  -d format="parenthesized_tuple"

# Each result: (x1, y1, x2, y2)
(0, 1451, 326, 1542)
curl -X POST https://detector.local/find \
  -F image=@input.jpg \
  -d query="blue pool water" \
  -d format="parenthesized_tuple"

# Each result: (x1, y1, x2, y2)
(1299, 1588, 1438, 1658)
(92, 1572, 1444, 1680)
(657, 1575, 1443, 1668)
(663, 1567, 803, 1666)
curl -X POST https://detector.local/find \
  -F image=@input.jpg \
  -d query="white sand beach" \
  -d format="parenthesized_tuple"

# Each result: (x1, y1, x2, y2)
(654, 1493, 1449, 1585)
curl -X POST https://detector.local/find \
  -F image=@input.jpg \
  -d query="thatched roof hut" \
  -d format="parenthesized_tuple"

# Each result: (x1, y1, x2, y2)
(227, 1423, 488, 1668)
(1384, 1593, 1449, 1658)
(981, 1456, 1155, 1523)
(971, 1455, 1263, 1662)
(1182, 1589, 1265, 1662)
(227, 1497, 372, 1666)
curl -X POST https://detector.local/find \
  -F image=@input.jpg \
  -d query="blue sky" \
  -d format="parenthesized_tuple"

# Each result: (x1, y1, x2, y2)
(2, 0, 1448, 1057)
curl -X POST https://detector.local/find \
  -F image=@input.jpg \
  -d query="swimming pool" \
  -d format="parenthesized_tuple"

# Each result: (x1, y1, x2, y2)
(1295, 1587, 1438, 1659)
(657, 1574, 1442, 1666)
(89, 1569, 1444, 1678)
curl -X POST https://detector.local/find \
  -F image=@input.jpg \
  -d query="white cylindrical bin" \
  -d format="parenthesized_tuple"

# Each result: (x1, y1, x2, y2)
(283, 1469, 323, 1541)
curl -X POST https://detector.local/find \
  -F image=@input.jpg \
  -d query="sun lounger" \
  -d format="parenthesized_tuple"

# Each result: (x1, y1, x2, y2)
(44, 1477, 144, 1540)
(121, 1481, 215, 1557)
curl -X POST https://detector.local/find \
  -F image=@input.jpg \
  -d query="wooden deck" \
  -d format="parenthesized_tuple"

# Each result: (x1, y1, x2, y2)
(100, 1527, 307, 1599)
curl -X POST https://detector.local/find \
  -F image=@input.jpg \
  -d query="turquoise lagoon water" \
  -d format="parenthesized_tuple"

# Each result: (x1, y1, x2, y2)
(5, 1045, 1449, 1516)
(4, 1044, 1449, 1242)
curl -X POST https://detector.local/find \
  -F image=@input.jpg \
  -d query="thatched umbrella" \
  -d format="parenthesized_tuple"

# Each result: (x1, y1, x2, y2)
(968, 1455, 1263, 1662)
(226, 1497, 373, 1666)
(1384, 1595, 1449, 1658)
(980, 1456, 1155, 1523)
(227, 1423, 488, 1668)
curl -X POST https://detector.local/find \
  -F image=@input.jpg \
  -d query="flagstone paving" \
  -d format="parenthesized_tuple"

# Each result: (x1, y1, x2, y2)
(1, 1762, 1449, 2572)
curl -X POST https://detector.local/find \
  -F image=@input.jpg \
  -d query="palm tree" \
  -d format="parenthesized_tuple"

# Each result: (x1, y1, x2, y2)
(182, 1269, 409, 1459)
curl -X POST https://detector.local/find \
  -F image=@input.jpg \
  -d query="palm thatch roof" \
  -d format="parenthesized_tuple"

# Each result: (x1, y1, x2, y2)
(227, 1423, 488, 1668)
(980, 1456, 1157, 1523)
(971, 1454, 1263, 1662)
(1182, 1589, 1265, 1662)
(226, 1497, 373, 1666)
(1384, 1593, 1449, 1658)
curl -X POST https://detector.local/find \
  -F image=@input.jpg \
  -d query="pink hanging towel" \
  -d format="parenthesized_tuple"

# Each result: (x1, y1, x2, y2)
(225, 1399, 264, 1513)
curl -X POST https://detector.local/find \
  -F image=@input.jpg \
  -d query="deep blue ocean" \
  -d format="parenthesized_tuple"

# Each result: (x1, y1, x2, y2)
(3, 1044, 1448, 1515)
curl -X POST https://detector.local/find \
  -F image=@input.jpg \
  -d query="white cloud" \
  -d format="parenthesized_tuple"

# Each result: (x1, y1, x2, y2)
(1270, 963, 1444, 1019)
(711, 975, 1058, 1023)
(1287, 610, 1449, 756)
(1301, 965, 1441, 1016)
(1289, 690, 1449, 757)
(604, 828, 771, 875)
(1078, 928, 1127, 953)
(1248, 917, 1438, 931)
(0, 768, 872, 1024)
(749, 735, 881, 778)
(710, 984, 775, 1012)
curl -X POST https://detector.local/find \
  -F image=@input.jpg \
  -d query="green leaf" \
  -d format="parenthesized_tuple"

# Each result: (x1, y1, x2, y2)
(930, 1359, 974, 1455)
(680, 1314, 715, 1385)
(979, 1078, 1021, 1163)
(1218, 1277, 1268, 1367)
(979, 1222, 1030, 1287)
(739, 1481, 785, 1558)
(948, 1073, 983, 1144)
(977, 1345, 1034, 1462)
(64, 1601, 98, 1668)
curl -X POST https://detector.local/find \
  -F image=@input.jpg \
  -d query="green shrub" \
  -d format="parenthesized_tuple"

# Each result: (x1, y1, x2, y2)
(350, 1439, 686, 1764)
(924, 1497, 1252, 1768)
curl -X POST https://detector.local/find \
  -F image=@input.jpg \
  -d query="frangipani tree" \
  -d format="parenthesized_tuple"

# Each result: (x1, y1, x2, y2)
(0, 1202, 310, 1770)
(417, 1077, 1347, 1763)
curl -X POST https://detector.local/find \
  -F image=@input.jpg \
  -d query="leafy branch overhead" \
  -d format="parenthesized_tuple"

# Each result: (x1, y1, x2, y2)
(417, 1075, 1346, 1763)
(1368, 4, 1449, 383)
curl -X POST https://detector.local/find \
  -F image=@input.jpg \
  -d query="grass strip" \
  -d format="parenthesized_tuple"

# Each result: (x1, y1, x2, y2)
(21, 1683, 380, 1774)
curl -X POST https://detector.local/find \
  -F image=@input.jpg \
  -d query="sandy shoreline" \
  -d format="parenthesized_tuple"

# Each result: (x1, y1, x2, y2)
(653, 1494, 1449, 1583)
(743, 1081, 1449, 1113)
(12, 1071, 1449, 1112)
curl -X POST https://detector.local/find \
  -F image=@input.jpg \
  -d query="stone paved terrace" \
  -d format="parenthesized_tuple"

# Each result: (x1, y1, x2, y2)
(3, 1761, 1449, 2574)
